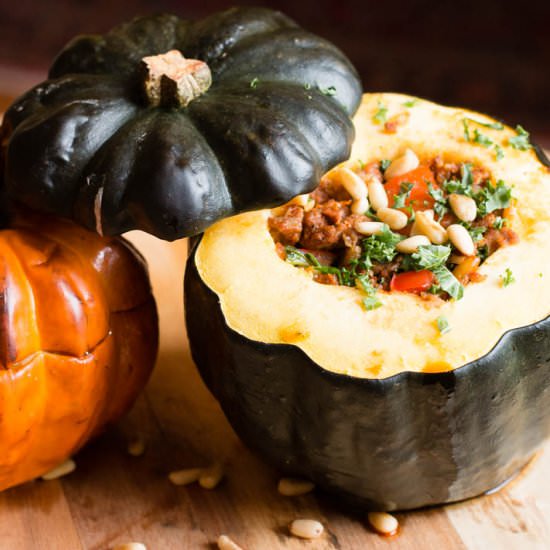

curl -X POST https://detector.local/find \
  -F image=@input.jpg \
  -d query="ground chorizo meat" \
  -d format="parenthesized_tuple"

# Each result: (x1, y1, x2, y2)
(268, 204, 304, 245)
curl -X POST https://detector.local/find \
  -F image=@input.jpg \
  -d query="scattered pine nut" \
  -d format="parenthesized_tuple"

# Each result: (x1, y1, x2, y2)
(127, 437, 146, 457)
(366, 179, 388, 211)
(376, 207, 408, 230)
(354, 221, 385, 236)
(289, 519, 324, 539)
(414, 210, 448, 244)
(351, 196, 370, 215)
(337, 167, 368, 200)
(447, 224, 475, 256)
(367, 512, 399, 536)
(278, 477, 315, 496)
(448, 193, 477, 222)
(112, 544, 147, 550)
(199, 463, 224, 489)
(41, 459, 76, 481)
(396, 235, 430, 254)
(217, 535, 244, 550)
(168, 467, 203, 486)
(384, 149, 419, 179)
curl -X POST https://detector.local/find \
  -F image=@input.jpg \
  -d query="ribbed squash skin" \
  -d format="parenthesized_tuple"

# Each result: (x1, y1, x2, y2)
(185, 243, 550, 510)
(2, 8, 361, 240)
(0, 212, 158, 490)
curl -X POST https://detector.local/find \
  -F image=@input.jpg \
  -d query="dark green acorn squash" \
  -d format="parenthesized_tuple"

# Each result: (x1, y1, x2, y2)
(184, 93, 550, 510)
(1, 8, 361, 240)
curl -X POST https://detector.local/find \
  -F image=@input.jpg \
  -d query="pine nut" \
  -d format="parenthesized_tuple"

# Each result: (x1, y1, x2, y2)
(354, 221, 385, 236)
(351, 196, 370, 215)
(289, 519, 324, 539)
(396, 235, 430, 254)
(41, 459, 76, 481)
(337, 167, 368, 200)
(168, 467, 202, 486)
(199, 463, 224, 489)
(367, 179, 388, 211)
(217, 535, 243, 550)
(113, 544, 147, 550)
(384, 148, 419, 180)
(448, 193, 477, 222)
(291, 194, 314, 211)
(127, 437, 146, 457)
(367, 512, 399, 535)
(376, 207, 408, 230)
(447, 224, 475, 256)
(278, 477, 315, 496)
(414, 210, 448, 244)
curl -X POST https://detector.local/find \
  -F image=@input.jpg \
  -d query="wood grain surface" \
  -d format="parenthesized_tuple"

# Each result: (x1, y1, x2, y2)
(0, 231, 547, 550)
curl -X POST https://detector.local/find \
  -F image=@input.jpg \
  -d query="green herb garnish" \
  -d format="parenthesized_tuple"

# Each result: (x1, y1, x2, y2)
(501, 268, 515, 287)
(433, 266, 464, 300)
(467, 225, 487, 242)
(373, 101, 388, 124)
(475, 180, 512, 216)
(428, 182, 448, 220)
(380, 159, 391, 172)
(443, 163, 474, 196)
(473, 129, 494, 148)
(462, 119, 471, 142)
(393, 182, 414, 208)
(411, 244, 451, 271)
(463, 118, 504, 131)
(320, 85, 337, 97)
(494, 144, 505, 160)
(403, 99, 419, 108)
(250, 77, 260, 88)
(436, 315, 451, 334)
(356, 274, 383, 311)
(509, 125, 532, 150)
(361, 224, 402, 263)
(492, 216, 506, 230)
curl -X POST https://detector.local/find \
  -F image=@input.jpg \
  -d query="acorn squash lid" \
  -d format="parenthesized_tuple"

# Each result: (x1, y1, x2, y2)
(195, 93, 550, 378)
(1, 8, 362, 240)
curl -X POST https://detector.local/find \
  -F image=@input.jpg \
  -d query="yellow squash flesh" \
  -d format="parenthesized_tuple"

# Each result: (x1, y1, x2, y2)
(195, 93, 550, 379)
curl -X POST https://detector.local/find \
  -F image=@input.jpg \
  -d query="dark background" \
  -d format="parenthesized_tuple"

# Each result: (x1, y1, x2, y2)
(0, 0, 548, 145)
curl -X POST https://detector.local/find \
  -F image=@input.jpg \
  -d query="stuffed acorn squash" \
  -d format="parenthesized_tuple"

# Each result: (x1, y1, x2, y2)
(185, 93, 550, 510)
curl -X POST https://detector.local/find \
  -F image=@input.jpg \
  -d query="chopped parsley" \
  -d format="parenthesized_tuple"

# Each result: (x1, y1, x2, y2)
(436, 315, 451, 334)
(373, 101, 388, 124)
(356, 274, 383, 311)
(466, 225, 487, 242)
(473, 129, 493, 148)
(494, 144, 505, 161)
(361, 224, 402, 264)
(508, 125, 532, 150)
(443, 163, 474, 196)
(462, 119, 471, 142)
(475, 180, 512, 216)
(320, 85, 337, 97)
(249, 77, 260, 88)
(411, 245, 451, 271)
(492, 216, 506, 230)
(380, 159, 391, 172)
(428, 183, 448, 220)
(393, 182, 414, 208)
(284, 246, 311, 267)
(501, 268, 515, 287)
(463, 118, 504, 131)
(403, 99, 419, 108)
(432, 266, 464, 300)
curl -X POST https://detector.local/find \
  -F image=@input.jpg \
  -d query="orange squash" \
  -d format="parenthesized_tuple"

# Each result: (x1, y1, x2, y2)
(0, 211, 158, 490)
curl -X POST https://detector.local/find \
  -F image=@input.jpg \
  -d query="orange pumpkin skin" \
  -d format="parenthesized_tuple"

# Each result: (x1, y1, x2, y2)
(0, 212, 158, 490)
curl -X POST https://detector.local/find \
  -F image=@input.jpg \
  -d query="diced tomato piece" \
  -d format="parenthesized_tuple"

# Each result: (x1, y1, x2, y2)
(390, 270, 435, 293)
(385, 165, 438, 211)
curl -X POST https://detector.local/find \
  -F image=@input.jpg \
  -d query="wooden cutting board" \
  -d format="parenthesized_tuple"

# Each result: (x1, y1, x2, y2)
(0, 231, 548, 550)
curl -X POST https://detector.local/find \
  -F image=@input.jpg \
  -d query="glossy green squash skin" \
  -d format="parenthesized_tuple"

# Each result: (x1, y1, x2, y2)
(185, 237, 550, 511)
(2, 8, 361, 241)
